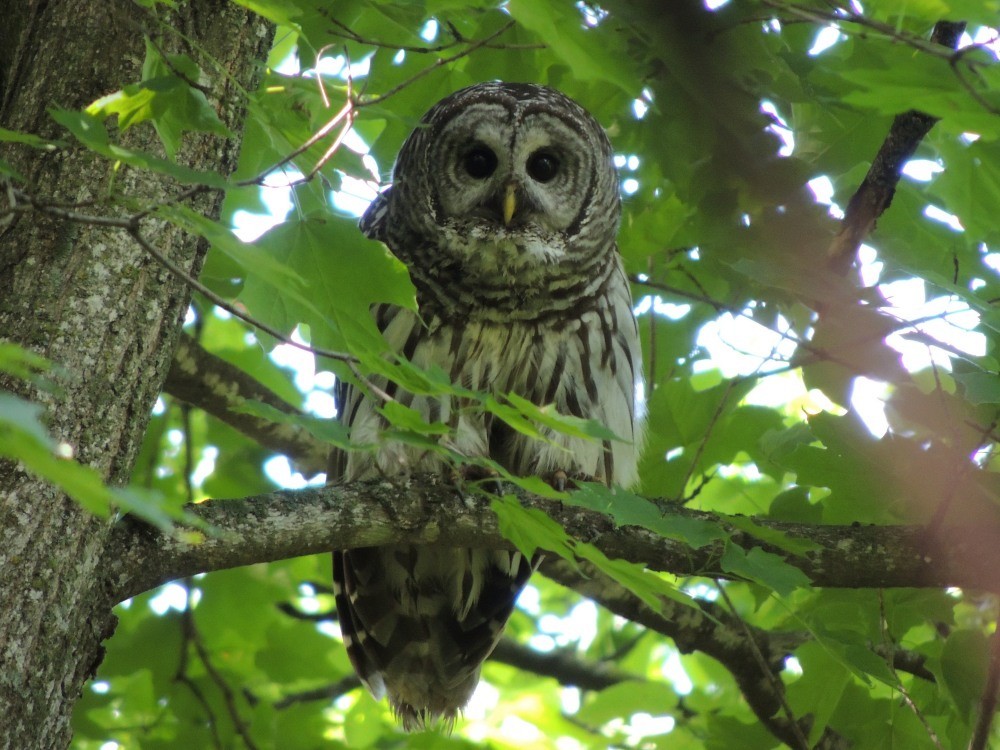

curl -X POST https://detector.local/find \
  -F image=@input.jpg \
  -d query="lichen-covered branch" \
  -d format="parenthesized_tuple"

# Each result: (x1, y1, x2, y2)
(166, 333, 329, 475)
(107, 475, 1000, 604)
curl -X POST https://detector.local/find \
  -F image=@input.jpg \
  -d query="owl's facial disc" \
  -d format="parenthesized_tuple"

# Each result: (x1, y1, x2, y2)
(433, 106, 589, 239)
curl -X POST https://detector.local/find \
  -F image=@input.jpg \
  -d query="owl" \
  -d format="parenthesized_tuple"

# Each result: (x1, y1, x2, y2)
(332, 82, 642, 730)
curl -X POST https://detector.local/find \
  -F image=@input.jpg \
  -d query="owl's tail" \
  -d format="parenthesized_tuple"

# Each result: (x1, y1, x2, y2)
(333, 544, 535, 731)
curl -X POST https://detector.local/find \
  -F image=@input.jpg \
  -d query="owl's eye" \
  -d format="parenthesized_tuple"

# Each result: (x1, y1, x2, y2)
(527, 151, 560, 183)
(463, 145, 498, 179)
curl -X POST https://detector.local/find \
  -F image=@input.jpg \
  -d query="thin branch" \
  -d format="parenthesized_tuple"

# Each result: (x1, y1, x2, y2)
(825, 18, 967, 275)
(165, 333, 329, 476)
(353, 21, 518, 108)
(274, 675, 361, 709)
(970, 625, 1000, 750)
(677, 380, 739, 504)
(542, 560, 848, 750)
(765, 3, 971, 64)
(4, 188, 360, 366)
(272, 637, 641, 710)
(629, 273, 734, 312)
(878, 591, 944, 749)
(189, 628, 260, 750)
(718, 584, 810, 750)
(127, 227, 354, 364)
(7, 188, 135, 227)
(176, 583, 225, 749)
(322, 15, 544, 53)
(239, 99, 353, 187)
(146, 34, 214, 95)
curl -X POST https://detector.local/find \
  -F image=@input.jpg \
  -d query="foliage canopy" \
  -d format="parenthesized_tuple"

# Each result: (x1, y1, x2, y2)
(5, 0, 1000, 748)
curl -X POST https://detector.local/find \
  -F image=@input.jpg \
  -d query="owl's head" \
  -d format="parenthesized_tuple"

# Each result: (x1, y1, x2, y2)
(362, 82, 621, 279)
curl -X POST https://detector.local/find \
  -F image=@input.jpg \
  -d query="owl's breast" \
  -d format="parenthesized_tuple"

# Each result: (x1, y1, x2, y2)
(401, 225, 614, 325)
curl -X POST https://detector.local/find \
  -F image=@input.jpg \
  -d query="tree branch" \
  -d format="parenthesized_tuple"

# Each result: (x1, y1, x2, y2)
(541, 559, 847, 749)
(165, 333, 328, 476)
(106, 476, 1000, 604)
(827, 19, 966, 275)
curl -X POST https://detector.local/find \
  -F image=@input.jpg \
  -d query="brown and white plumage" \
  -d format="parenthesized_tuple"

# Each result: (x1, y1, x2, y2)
(332, 82, 642, 730)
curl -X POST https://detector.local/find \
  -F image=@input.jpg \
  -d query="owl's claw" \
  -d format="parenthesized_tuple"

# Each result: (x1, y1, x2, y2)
(551, 470, 569, 493)
(548, 470, 598, 492)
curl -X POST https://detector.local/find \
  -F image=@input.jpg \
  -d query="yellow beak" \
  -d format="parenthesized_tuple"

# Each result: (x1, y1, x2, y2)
(502, 183, 517, 226)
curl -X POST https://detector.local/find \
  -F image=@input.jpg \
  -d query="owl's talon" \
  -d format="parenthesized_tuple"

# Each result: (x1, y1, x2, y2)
(550, 470, 569, 492)
(549, 470, 599, 492)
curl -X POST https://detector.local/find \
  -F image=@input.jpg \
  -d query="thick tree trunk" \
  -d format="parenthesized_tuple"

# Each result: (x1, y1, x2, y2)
(0, 1, 271, 746)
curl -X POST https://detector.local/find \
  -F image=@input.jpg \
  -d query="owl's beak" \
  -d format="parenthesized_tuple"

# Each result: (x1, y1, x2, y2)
(502, 182, 517, 226)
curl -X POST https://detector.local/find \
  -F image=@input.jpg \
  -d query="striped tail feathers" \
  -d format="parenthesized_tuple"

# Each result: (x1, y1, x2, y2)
(332, 545, 536, 732)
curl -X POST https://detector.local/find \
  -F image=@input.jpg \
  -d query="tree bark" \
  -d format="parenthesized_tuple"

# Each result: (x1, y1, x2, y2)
(0, 1, 271, 746)
(107, 479, 1000, 602)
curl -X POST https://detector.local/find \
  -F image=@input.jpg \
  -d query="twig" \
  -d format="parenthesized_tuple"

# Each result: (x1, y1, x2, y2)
(827, 17, 967, 275)
(354, 21, 518, 108)
(165, 333, 330, 476)
(678, 380, 738, 505)
(239, 100, 354, 187)
(629, 273, 732, 312)
(970, 625, 1000, 750)
(878, 591, 943, 748)
(305, 74, 356, 181)
(274, 676, 361, 709)
(5, 188, 363, 367)
(322, 15, 544, 53)
(764, 2, 971, 64)
(188, 622, 260, 750)
(146, 34, 214, 95)
(127, 226, 356, 365)
(717, 584, 810, 750)
(175, 583, 224, 749)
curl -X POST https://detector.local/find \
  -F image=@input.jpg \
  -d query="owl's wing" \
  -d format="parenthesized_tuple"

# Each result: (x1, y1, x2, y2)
(326, 375, 353, 481)
(327, 180, 393, 477)
(359, 187, 392, 241)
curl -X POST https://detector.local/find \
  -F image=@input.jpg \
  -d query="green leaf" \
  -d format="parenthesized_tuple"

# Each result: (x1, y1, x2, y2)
(725, 515, 820, 556)
(720, 542, 811, 596)
(378, 401, 450, 435)
(567, 482, 728, 549)
(160, 206, 312, 300)
(0, 158, 25, 181)
(506, 0, 636, 92)
(840, 47, 1000, 138)
(49, 108, 228, 187)
(575, 681, 673, 726)
(940, 629, 989, 721)
(788, 641, 852, 746)
(493, 494, 703, 615)
(88, 71, 230, 159)
(0, 392, 194, 530)
(241, 214, 416, 354)
(0, 343, 56, 391)
(492, 494, 577, 562)
(235, 399, 354, 448)
(0, 392, 55, 448)
(0, 126, 63, 149)
(230, 0, 304, 26)
(576, 541, 702, 614)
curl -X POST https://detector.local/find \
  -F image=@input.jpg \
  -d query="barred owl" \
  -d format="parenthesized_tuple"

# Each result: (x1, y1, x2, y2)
(332, 82, 642, 730)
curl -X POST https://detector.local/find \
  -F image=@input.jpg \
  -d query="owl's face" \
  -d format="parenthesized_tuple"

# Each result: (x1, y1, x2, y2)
(364, 83, 621, 281)
(432, 101, 595, 235)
